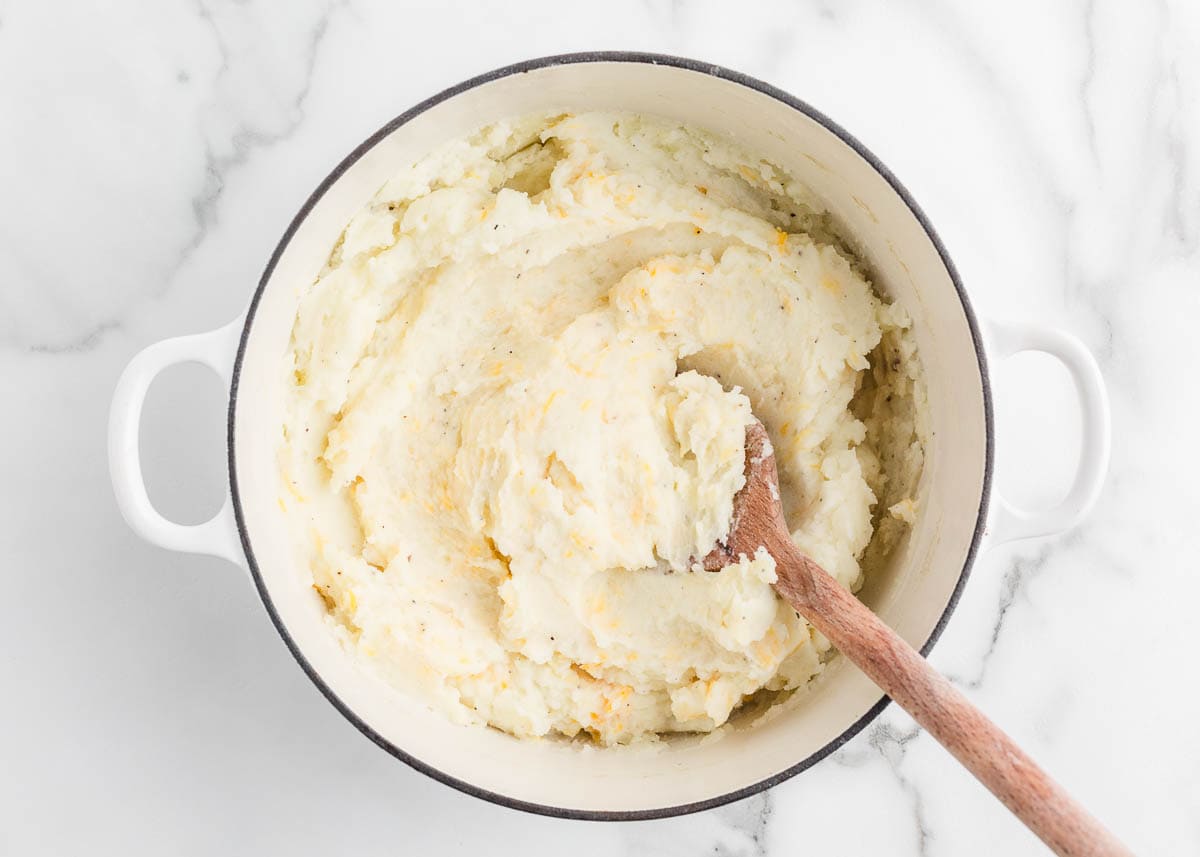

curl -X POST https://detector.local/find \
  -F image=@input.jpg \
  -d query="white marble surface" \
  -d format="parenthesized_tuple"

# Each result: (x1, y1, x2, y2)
(3, 1, 1197, 854)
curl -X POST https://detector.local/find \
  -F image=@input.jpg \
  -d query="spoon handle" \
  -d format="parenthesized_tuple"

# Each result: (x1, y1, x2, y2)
(771, 539, 1134, 857)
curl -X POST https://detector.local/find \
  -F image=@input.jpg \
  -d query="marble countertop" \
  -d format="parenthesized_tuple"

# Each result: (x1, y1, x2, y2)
(4, 1, 1197, 854)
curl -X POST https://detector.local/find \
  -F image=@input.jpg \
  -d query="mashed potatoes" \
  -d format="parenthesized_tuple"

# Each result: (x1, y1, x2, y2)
(280, 112, 924, 744)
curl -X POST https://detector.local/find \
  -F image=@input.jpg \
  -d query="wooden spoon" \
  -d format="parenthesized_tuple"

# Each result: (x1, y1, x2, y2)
(704, 420, 1133, 857)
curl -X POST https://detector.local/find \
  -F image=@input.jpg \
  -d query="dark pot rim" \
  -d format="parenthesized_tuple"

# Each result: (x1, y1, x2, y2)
(227, 50, 994, 822)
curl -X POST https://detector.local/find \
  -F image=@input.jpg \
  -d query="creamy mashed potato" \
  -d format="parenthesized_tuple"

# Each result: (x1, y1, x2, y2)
(280, 113, 924, 744)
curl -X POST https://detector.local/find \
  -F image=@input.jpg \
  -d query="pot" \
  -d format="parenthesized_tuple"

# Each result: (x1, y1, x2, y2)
(109, 52, 1110, 819)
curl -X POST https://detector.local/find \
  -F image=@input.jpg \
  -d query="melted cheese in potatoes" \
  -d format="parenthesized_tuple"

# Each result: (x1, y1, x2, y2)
(280, 112, 920, 743)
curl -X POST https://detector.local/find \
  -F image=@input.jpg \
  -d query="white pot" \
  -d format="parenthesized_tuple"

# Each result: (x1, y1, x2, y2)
(109, 53, 1110, 819)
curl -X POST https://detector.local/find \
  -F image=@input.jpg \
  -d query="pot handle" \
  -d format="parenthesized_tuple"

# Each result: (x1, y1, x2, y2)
(109, 319, 245, 566)
(982, 318, 1111, 546)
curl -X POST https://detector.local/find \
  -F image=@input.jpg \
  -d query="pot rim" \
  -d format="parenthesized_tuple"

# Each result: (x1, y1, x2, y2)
(226, 50, 995, 821)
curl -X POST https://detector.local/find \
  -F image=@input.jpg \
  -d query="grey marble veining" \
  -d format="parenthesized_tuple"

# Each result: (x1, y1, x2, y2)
(2, 1, 1197, 854)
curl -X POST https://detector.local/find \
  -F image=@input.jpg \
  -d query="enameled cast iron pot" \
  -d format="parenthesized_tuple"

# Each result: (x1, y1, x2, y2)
(110, 53, 1110, 820)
